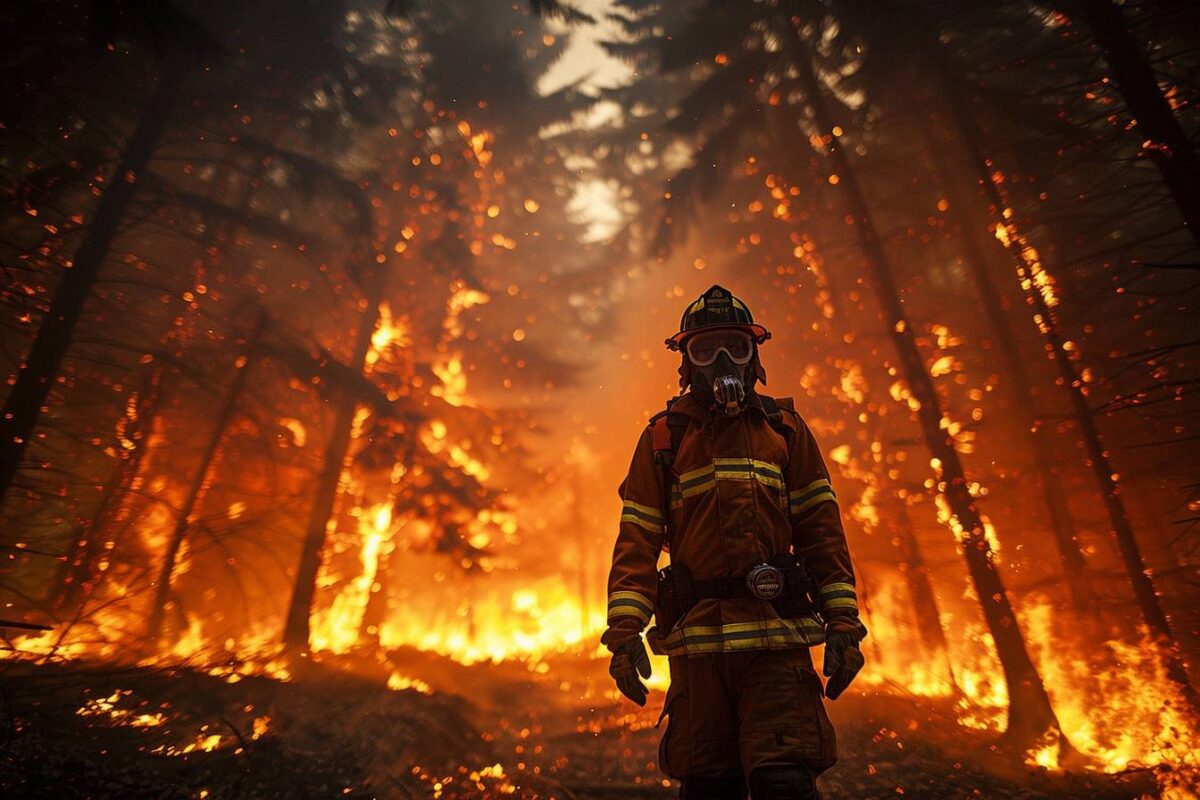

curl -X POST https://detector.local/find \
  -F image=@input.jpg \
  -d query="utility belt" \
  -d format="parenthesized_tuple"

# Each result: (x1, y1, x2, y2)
(654, 553, 816, 633)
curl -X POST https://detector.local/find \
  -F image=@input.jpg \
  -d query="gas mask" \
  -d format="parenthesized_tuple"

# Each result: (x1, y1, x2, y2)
(685, 329, 757, 415)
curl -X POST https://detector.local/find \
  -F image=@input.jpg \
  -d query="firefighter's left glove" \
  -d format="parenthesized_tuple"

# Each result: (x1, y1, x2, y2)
(822, 629, 865, 700)
(609, 636, 652, 706)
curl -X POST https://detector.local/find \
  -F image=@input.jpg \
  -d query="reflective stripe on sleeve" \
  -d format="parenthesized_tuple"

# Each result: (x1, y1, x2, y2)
(789, 478, 837, 515)
(818, 581, 858, 614)
(607, 591, 654, 625)
(620, 499, 664, 533)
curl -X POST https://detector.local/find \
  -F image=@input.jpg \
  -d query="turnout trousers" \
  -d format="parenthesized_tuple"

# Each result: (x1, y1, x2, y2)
(657, 647, 837, 781)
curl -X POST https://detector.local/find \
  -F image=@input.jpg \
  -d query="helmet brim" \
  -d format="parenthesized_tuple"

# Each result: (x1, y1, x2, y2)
(665, 323, 771, 351)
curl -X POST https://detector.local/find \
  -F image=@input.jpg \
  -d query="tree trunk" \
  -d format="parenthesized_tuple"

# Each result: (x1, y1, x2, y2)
(912, 108, 1097, 619)
(895, 499, 959, 692)
(0, 57, 185, 504)
(63, 154, 262, 616)
(282, 263, 383, 653)
(1068, 0, 1200, 251)
(358, 519, 395, 650)
(51, 361, 163, 612)
(928, 43, 1200, 714)
(146, 309, 265, 642)
(788, 27, 1070, 752)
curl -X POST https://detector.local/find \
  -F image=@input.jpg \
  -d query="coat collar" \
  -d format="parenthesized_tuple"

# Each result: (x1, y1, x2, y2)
(670, 389, 769, 421)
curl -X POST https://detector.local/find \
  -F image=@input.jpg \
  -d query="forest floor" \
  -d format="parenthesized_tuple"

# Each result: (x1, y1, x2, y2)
(0, 647, 1175, 799)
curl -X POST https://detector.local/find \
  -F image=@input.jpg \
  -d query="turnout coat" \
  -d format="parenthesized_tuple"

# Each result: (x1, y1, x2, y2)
(601, 390, 861, 657)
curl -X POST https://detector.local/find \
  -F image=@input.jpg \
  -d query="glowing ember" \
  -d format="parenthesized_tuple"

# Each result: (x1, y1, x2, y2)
(387, 672, 434, 694)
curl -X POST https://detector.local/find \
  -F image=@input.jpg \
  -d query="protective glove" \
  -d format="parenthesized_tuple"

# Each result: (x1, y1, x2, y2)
(822, 628, 865, 700)
(608, 636, 652, 706)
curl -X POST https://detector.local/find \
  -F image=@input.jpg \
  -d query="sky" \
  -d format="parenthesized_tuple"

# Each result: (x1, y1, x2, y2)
(536, 0, 633, 97)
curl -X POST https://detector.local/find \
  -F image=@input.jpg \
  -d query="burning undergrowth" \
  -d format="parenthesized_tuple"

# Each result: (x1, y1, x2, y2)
(0, 657, 489, 799)
(0, 647, 1173, 800)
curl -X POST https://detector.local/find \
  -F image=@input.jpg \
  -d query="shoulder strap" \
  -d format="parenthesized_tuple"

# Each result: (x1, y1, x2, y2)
(650, 410, 673, 462)
(650, 397, 689, 467)
(651, 399, 690, 545)
(757, 393, 797, 439)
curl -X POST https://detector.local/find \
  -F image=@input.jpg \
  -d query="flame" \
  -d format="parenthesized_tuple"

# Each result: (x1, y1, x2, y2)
(310, 503, 393, 653)
(378, 576, 604, 664)
(432, 283, 489, 407)
(388, 672, 434, 694)
(857, 582, 1200, 791)
(988, 174, 1060, 333)
(77, 689, 167, 728)
(1021, 601, 1200, 776)
(366, 302, 409, 373)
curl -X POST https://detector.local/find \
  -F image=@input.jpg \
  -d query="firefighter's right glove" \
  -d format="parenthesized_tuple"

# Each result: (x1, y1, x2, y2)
(608, 636, 652, 706)
(822, 629, 865, 700)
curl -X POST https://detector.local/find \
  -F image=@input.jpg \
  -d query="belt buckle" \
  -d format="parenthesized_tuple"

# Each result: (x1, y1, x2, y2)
(746, 563, 784, 600)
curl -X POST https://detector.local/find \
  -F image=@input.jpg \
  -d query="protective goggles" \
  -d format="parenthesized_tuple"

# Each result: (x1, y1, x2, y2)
(684, 329, 755, 367)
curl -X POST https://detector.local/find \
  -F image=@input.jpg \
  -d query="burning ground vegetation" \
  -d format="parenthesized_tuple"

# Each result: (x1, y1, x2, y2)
(0, 644, 1188, 800)
(1, 588, 1198, 799)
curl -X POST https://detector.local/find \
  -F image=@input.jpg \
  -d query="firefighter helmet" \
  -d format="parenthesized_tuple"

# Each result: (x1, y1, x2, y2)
(665, 284, 771, 351)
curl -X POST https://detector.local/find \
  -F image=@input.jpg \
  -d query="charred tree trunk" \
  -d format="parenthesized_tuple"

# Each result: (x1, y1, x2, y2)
(146, 309, 265, 642)
(788, 26, 1069, 752)
(928, 44, 1200, 714)
(283, 262, 383, 653)
(51, 362, 164, 612)
(912, 108, 1097, 619)
(1067, 0, 1200, 251)
(0, 58, 185, 504)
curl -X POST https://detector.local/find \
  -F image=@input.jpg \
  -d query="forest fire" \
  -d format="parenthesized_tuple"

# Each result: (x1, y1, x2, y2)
(2, 0, 1198, 798)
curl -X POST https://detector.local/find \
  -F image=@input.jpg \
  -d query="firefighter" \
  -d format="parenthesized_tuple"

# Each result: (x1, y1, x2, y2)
(603, 285, 866, 800)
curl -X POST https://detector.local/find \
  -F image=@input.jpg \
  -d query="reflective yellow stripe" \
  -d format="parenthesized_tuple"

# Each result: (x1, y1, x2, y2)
(609, 590, 653, 604)
(651, 615, 826, 655)
(678, 464, 714, 483)
(607, 591, 654, 624)
(790, 490, 836, 515)
(714, 458, 785, 491)
(677, 459, 786, 499)
(622, 499, 663, 522)
(712, 457, 781, 473)
(669, 481, 683, 510)
(679, 475, 716, 499)
(620, 512, 662, 533)
(788, 478, 832, 500)
(818, 582, 858, 614)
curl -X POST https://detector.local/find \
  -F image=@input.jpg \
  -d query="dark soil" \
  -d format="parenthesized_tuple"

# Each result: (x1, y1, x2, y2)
(0, 650, 1168, 799)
